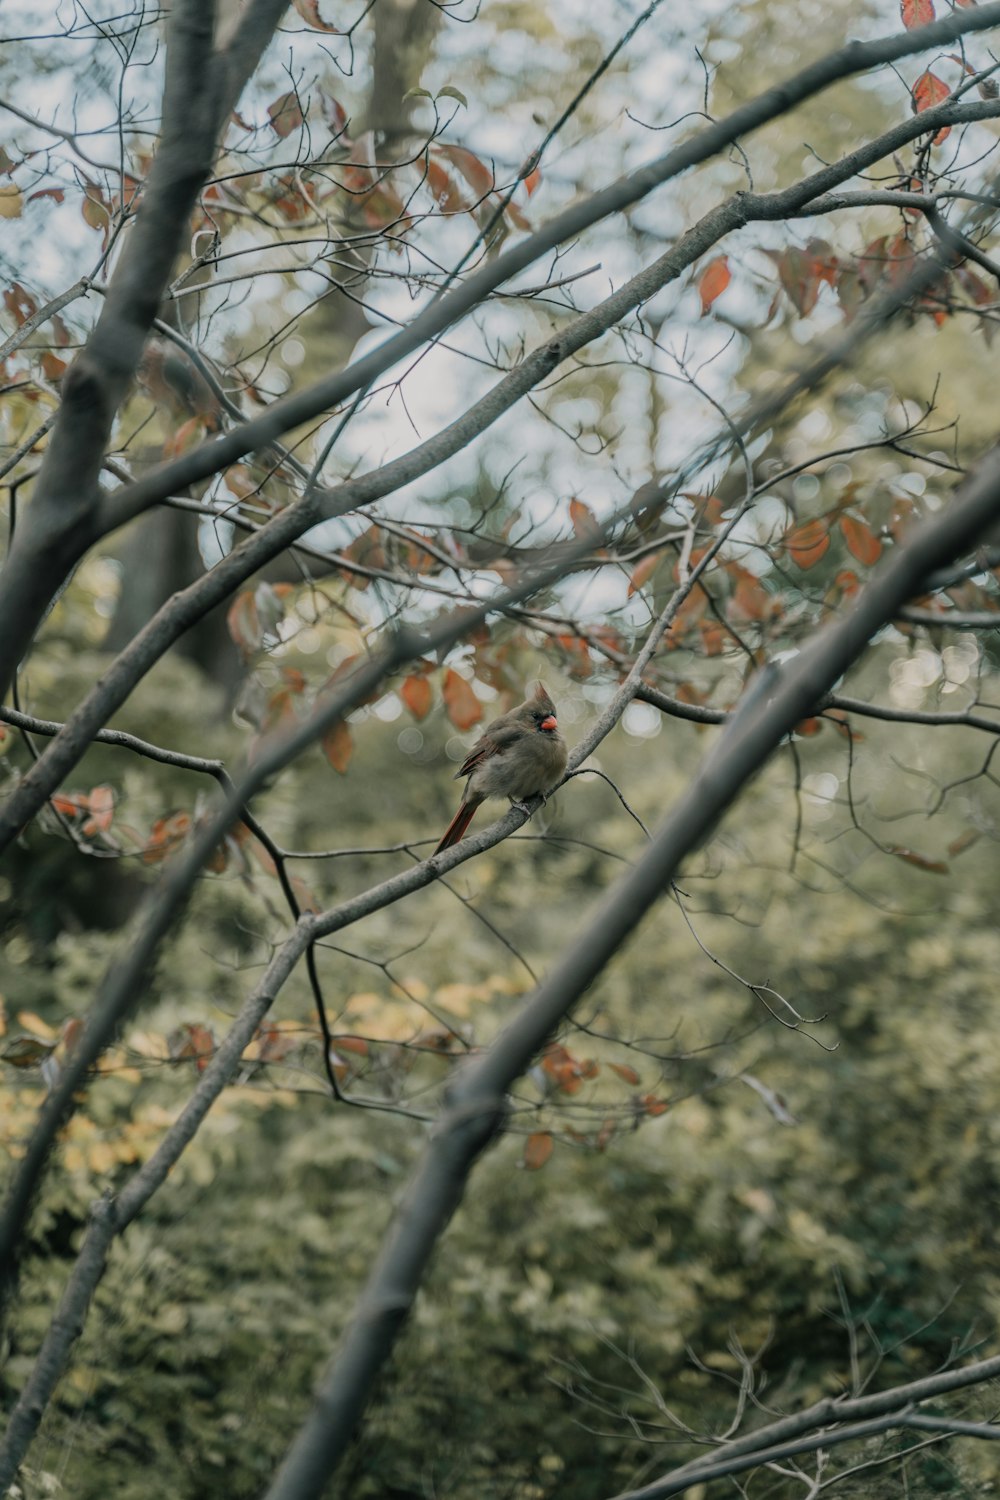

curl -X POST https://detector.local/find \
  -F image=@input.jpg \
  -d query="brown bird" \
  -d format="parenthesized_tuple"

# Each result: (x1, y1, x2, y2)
(434, 682, 568, 855)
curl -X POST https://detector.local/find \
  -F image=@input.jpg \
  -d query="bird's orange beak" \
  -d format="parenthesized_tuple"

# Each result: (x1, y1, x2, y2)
(540, 714, 557, 731)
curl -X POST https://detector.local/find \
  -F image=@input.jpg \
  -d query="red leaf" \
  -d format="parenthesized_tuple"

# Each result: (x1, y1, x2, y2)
(523, 1132, 553, 1170)
(698, 255, 731, 314)
(912, 71, 952, 144)
(900, 0, 935, 27)
(443, 669, 483, 731)
(785, 518, 830, 569)
(268, 91, 305, 139)
(322, 720, 353, 774)
(840, 513, 883, 567)
(795, 718, 822, 737)
(640, 1095, 669, 1117)
(522, 165, 542, 196)
(400, 675, 432, 720)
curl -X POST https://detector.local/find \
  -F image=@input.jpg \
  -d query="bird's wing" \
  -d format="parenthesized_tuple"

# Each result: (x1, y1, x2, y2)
(455, 720, 528, 778)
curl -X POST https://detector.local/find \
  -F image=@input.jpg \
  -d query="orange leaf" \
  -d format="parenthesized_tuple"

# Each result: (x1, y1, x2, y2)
(523, 1132, 553, 1170)
(522, 165, 542, 196)
(900, 0, 935, 27)
(40, 351, 68, 382)
(322, 719, 353, 774)
(627, 551, 664, 597)
(840, 513, 883, 567)
(291, 0, 341, 29)
(400, 674, 432, 720)
(226, 590, 261, 657)
(608, 1062, 640, 1085)
(141, 811, 192, 865)
(442, 669, 483, 731)
(887, 845, 949, 874)
(786, 518, 830, 569)
(912, 71, 952, 143)
(795, 717, 822, 737)
(640, 1094, 669, 1117)
(569, 497, 602, 545)
(698, 255, 731, 314)
(81, 784, 115, 836)
(51, 791, 87, 818)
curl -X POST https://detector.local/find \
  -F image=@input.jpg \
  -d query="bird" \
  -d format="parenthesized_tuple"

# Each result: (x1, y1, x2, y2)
(434, 681, 568, 855)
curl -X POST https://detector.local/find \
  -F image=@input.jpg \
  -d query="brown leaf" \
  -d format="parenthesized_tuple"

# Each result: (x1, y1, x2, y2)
(948, 828, 982, 856)
(523, 1132, 554, 1170)
(226, 590, 261, 657)
(426, 154, 466, 212)
(1, 1033, 57, 1068)
(786, 518, 830, 569)
(442, 668, 483, 731)
(569, 497, 602, 544)
(3, 283, 37, 326)
(322, 719, 353, 774)
(640, 1094, 669, 1117)
(400, 674, 432, 720)
(608, 1062, 641, 1085)
(840, 513, 883, 567)
(436, 143, 495, 199)
(795, 718, 822, 737)
(170, 1022, 215, 1071)
(698, 255, 731, 314)
(887, 845, 949, 874)
(268, 91, 305, 138)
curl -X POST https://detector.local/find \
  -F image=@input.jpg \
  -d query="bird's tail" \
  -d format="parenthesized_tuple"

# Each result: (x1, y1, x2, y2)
(434, 800, 480, 854)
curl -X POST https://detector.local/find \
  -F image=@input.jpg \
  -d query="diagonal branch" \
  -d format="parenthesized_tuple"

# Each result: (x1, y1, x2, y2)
(262, 441, 1000, 1499)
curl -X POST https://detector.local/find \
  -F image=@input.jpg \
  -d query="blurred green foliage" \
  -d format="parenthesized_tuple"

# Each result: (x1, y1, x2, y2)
(5, 633, 1000, 1499)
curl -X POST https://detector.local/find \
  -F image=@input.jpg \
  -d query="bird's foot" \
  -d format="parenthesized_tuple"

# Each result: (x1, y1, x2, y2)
(509, 797, 532, 816)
